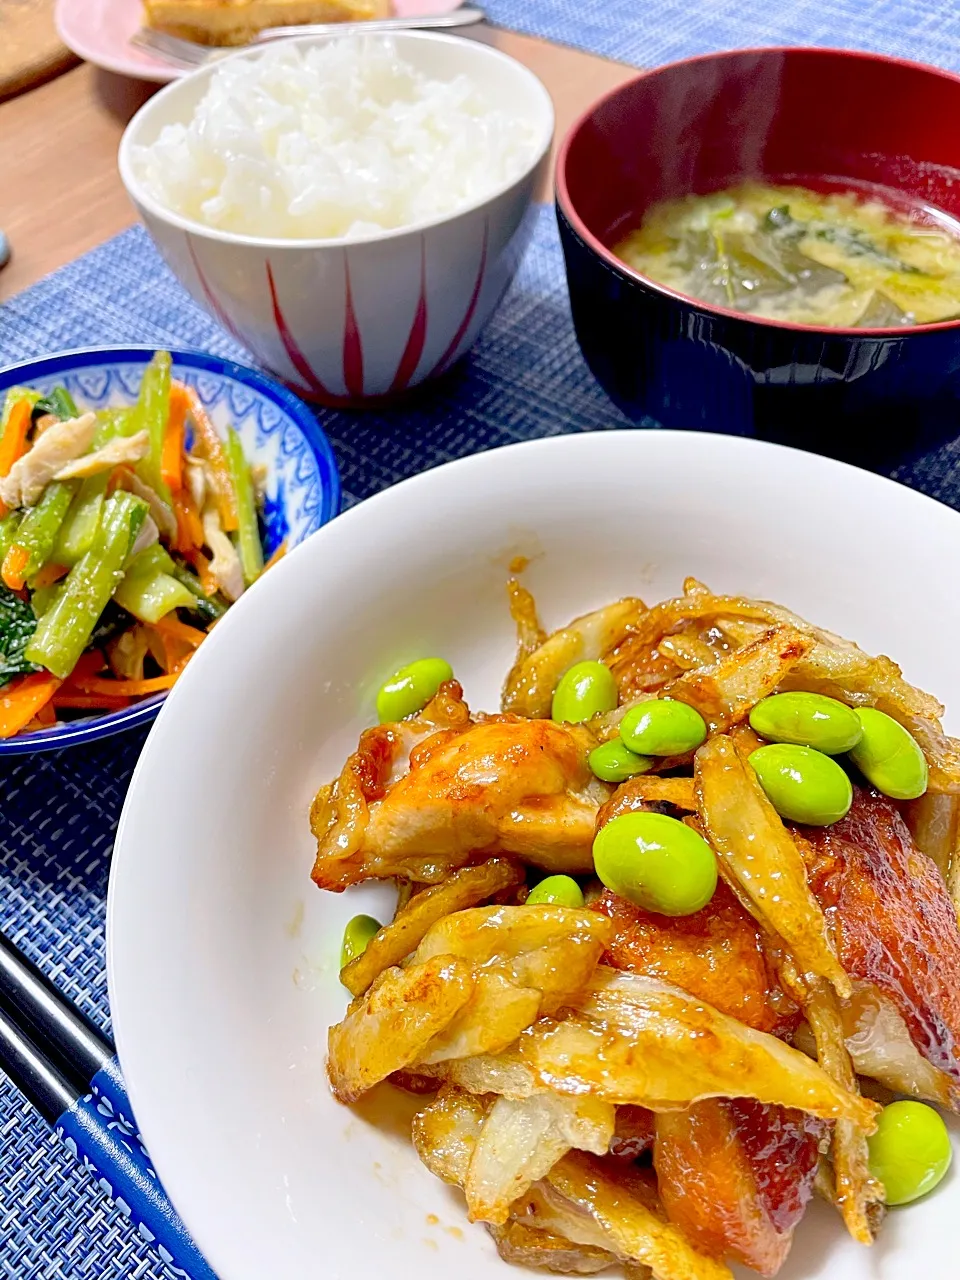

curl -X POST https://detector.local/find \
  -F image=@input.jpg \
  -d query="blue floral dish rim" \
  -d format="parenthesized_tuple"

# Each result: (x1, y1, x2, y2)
(0, 344, 341, 756)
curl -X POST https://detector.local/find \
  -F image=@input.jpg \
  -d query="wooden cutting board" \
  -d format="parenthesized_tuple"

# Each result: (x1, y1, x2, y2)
(0, 0, 78, 101)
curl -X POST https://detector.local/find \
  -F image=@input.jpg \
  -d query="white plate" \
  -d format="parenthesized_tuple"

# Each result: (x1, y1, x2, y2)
(108, 430, 960, 1280)
(55, 0, 465, 82)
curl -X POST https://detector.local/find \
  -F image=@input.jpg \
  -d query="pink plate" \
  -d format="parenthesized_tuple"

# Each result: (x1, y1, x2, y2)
(55, 0, 464, 83)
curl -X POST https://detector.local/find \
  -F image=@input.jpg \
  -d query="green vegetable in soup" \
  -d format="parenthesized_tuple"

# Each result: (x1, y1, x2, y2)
(617, 182, 960, 327)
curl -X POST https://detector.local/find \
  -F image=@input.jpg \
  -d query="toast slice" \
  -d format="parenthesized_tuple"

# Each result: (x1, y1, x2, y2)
(143, 0, 391, 45)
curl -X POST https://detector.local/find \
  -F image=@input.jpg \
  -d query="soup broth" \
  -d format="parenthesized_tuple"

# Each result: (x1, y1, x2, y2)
(615, 182, 960, 327)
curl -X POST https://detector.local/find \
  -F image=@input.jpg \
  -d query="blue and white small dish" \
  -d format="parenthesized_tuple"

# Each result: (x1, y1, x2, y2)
(0, 345, 340, 756)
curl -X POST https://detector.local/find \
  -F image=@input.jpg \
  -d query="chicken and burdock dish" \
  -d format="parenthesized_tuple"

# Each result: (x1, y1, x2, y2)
(309, 577, 960, 1279)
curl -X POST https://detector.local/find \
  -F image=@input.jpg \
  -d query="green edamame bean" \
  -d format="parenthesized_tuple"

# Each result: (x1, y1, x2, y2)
(526, 875, 585, 908)
(592, 811, 717, 916)
(867, 1100, 952, 1206)
(749, 743, 852, 825)
(340, 914, 381, 968)
(588, 738, 654, 783)
(552, 660, 618, 723)
(849, 708, 928, 801)
(749, 692, 863, 755)
(376, 657, 453, 723)
(619, 699, 707, 756)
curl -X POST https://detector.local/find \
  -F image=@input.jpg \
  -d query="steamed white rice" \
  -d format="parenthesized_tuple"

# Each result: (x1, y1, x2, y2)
(132, 37, 540, 240)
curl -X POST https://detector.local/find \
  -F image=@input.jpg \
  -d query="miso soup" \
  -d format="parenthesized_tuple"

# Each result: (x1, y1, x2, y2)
(615, 182, 960, 327)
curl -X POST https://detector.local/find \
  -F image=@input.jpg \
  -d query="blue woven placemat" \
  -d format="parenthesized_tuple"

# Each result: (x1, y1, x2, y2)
(486, 0, 960, 73)
(4, 0, 960, 1269)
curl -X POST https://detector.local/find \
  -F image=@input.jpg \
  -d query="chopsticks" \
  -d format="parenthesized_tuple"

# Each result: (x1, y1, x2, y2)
(0, 930, 217, 1280)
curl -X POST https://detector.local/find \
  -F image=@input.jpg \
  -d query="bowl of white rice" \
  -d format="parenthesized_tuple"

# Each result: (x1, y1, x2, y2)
(118, 33, 554, 402)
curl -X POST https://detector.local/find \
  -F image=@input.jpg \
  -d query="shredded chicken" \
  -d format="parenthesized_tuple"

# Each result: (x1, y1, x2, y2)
(33, 413, 58, 436)
(129, 513, 160, 559)
(185, 456, 207, 512)
(202, 503, 244, 602)
(0, 412, 95, 507)
(251, 461, 268, 507)
(113, 469, 177, 541)
(52, 430, 150, 481)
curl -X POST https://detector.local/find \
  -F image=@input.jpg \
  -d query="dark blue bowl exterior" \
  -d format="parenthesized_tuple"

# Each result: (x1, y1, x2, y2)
(557, 203, 960, 464)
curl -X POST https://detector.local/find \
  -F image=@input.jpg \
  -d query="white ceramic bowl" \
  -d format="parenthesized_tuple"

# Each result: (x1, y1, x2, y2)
(108, 431, 960, 1280)
(118, 33, 554, 403)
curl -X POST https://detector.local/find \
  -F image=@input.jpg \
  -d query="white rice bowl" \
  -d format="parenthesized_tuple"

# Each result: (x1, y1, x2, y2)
(131, 36, 541, 240)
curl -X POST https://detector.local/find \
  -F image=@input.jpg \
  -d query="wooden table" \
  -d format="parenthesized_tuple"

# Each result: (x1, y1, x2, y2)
(0, 26, 636, 301)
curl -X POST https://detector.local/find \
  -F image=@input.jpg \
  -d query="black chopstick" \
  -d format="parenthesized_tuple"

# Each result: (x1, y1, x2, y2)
(0, 930, 111, 1094)
(0, 930, 217, 1279)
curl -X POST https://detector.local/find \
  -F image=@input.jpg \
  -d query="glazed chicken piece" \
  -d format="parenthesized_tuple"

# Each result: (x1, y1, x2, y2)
(654, 1100, 823, 1277)
(596, 882, 799, 1036)
(598, 890, 819, 1275)
(803, 786, 960, 1105)
(312, 708, 610, 890)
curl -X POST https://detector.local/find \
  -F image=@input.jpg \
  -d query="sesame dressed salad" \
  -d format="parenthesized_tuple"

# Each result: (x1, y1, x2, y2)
(0, 351, 279, 738)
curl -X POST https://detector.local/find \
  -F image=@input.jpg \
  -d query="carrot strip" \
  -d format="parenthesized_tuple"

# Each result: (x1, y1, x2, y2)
(0, 399, 33, 518)
(1, 544, 29, 591)
(31, 561, 69, 589)
(263, 541, 287, 572)
(57, 650, 109, 693)
(72, 650, 109, 681)
(185, 389, 238, 532)
(152, 615, 206, 649)
(172, 487, 203, 552)
(52, 693, 132, 710)
(75, 672, 180, 696)
(106, 464, 134, 496)
(0, 399, 32, 478)
(33, 700, 57, 726)
(0, 673, 61, 738)
(162, 383, 190, 494)
(185, 548, 218, 597)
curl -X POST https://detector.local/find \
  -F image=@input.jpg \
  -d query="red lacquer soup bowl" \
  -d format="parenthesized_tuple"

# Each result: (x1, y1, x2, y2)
(556, 47, 960, 462)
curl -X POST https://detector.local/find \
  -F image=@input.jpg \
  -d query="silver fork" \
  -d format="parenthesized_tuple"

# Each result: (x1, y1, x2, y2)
(131, 7, 486, 69)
